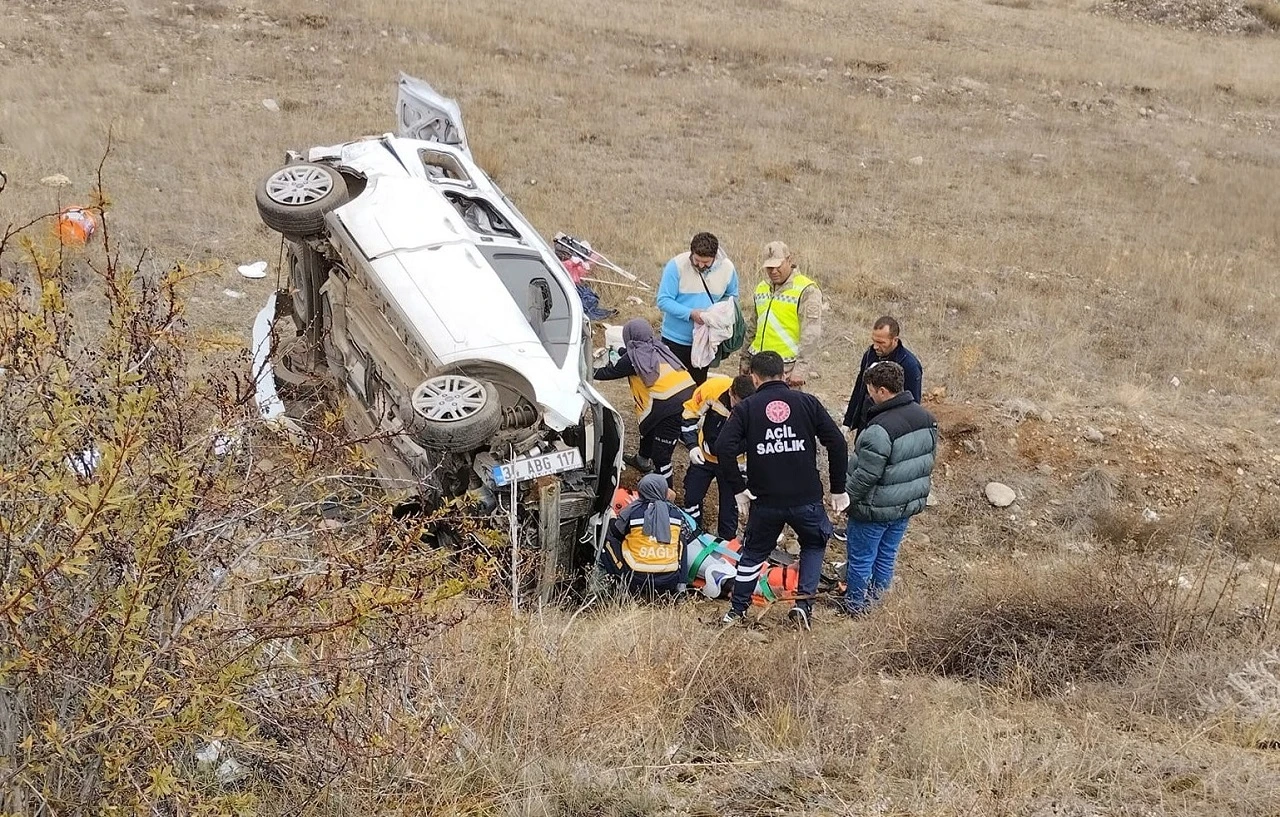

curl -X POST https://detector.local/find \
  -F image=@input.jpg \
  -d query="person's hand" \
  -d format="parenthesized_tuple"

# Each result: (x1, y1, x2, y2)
(829, 492, 850, 514)
(688, 446, 706, 466)
(735, 489, 756, 519)
(690, 309, 705, 325)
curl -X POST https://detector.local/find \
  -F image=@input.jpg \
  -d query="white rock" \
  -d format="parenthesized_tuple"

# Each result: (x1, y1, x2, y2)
(985, 482, 1016, 507)
(216, 757, 248, 784)
(41, 173, 73, 188)
(1142, 507, 1160, 522)
(237, 260, 268, 279)
(1083, 426, 1106, 444)
(926, 491, 938, 506)
(195, 740, 224, 767)
(1170, 376, 1181, 388)
(261, 98, 279, 112)
(911, 94, 921, 102)
(222, 289, 245, 299)
(908, 156, 924, 166)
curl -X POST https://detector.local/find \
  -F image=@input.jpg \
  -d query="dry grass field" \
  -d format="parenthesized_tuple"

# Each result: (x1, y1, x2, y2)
(3, 0, 1280, 814)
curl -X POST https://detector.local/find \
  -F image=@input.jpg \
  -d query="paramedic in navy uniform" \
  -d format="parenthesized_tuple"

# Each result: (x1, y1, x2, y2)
(713, 351, 848, 629)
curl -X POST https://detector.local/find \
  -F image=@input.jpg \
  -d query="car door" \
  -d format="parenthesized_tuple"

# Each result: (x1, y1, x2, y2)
(395, 73, 470, 156)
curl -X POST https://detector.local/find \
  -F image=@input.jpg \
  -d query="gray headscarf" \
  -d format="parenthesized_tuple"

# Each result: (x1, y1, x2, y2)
(622, 318, 686, 388)
(637, 473, 674, 544)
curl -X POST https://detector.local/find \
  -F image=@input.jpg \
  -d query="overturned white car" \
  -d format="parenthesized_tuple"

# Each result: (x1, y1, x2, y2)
(251, 75, 623, 596)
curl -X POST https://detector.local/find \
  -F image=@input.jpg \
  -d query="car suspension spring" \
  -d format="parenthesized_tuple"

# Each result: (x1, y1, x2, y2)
(500, 403, 539, 429)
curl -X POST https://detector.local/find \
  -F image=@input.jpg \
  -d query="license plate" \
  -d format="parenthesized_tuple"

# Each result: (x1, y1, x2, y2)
(492, 447, 584, 487)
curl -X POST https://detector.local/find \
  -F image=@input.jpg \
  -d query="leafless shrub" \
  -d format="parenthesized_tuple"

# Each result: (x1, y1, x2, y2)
(1245, 1, 1280, 28)
(881, 565, 1176, 696)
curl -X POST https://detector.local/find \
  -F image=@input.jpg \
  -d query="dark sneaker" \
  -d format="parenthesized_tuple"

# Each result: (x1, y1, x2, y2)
(787, 607, 811, 631)
(721, 609, 747, 626)
(623, 453, 654, 473)
(832, 529, 848, 542)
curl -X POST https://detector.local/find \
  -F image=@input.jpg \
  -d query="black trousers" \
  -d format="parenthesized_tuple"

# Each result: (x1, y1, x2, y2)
(682, 461, 739, 540)
(730, 501, 832, 615)
(663, 339, 708, 385)
(637, 414, 681, 484)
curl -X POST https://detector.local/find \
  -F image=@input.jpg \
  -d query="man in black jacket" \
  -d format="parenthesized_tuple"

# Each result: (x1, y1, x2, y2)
(841, 316, 923, 433)
(714, 352, 848, 629)
(843, 361, 938, 615)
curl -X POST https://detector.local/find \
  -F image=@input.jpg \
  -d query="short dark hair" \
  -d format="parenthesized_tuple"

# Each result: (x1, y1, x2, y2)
(690, 232, 719, 258)
(865, 360, 905, 393)
(873, 316, 900, 337)
(749, 351, 785, 379)
(730, 375, 756, 400)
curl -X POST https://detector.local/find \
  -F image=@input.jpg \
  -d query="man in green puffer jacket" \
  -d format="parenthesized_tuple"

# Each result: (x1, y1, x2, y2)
(842, 360, 939, 615)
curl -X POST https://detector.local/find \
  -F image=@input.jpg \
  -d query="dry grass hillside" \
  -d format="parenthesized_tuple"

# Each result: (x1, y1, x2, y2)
(3, 0, 1280, 814)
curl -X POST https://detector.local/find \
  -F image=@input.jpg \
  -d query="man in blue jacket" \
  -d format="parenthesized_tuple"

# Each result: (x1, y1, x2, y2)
(843, 360, 938, 615)
(656, 231, 739, 385)
(841, 316, 923, 433)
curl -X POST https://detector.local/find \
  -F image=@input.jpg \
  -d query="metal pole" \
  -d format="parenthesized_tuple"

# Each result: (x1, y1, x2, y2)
(509, 445, 519, 616)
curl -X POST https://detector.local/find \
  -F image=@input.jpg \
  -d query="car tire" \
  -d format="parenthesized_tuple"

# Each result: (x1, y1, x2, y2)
(409, 374, 504, 453)
(287, 243, 327, 334)
(255, 162, 349, 238)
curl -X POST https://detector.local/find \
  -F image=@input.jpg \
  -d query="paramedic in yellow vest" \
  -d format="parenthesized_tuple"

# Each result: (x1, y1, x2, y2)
(596, 474, 694, 597)
(680, 374, 755, 540)
(593, 318, 696, 481)
(741, 241, 824, 388)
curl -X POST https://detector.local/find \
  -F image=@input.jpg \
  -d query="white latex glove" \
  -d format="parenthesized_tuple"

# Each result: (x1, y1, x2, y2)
(735, 489, 756, 519)
(830, 492, 850, 514)
(688, 446, 706, 466)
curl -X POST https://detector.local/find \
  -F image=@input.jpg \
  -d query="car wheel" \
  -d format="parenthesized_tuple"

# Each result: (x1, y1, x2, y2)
(409, 374, 503, 453)
(255, 162, 350, 237)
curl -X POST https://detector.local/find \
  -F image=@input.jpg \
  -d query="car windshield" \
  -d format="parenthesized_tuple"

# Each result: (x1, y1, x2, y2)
(477, 248, 574, 367)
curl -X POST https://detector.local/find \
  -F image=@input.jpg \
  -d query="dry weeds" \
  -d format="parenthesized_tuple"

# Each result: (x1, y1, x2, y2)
(3, 0, 1280, 812)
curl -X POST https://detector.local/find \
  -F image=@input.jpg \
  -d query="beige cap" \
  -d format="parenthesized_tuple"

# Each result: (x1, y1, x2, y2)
(761, 240, 791, 268)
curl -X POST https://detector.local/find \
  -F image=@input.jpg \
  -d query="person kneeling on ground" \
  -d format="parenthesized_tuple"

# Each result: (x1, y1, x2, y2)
(595, 474, 694, 598)
(842, 360, 939, 615)
(593, 318, 696, 481)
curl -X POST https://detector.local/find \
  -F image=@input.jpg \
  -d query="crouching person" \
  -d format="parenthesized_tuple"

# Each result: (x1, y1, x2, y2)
(842, 361, 939, 615)
(595, 474, 695, 598)
(681, 374, 756, 540)
(593, 318, 696, 482)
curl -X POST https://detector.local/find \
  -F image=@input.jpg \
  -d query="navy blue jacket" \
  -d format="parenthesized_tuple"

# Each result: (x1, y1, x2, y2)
(714, 380, 847, 508)
(842, 342, 923, 431)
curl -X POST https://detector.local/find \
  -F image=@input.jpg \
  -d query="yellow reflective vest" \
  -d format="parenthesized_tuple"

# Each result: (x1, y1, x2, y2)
(681, 375, 734, 465)
(751, 273, 816, 361)
(629, 361, 696, 433)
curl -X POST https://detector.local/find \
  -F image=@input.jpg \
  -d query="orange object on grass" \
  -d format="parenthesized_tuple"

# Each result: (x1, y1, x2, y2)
(55, 207, 97, 246)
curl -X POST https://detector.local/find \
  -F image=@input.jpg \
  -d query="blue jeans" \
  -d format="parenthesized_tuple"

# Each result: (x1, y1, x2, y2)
(844, 516, 910, 613)
(730, 501, 832, 615)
